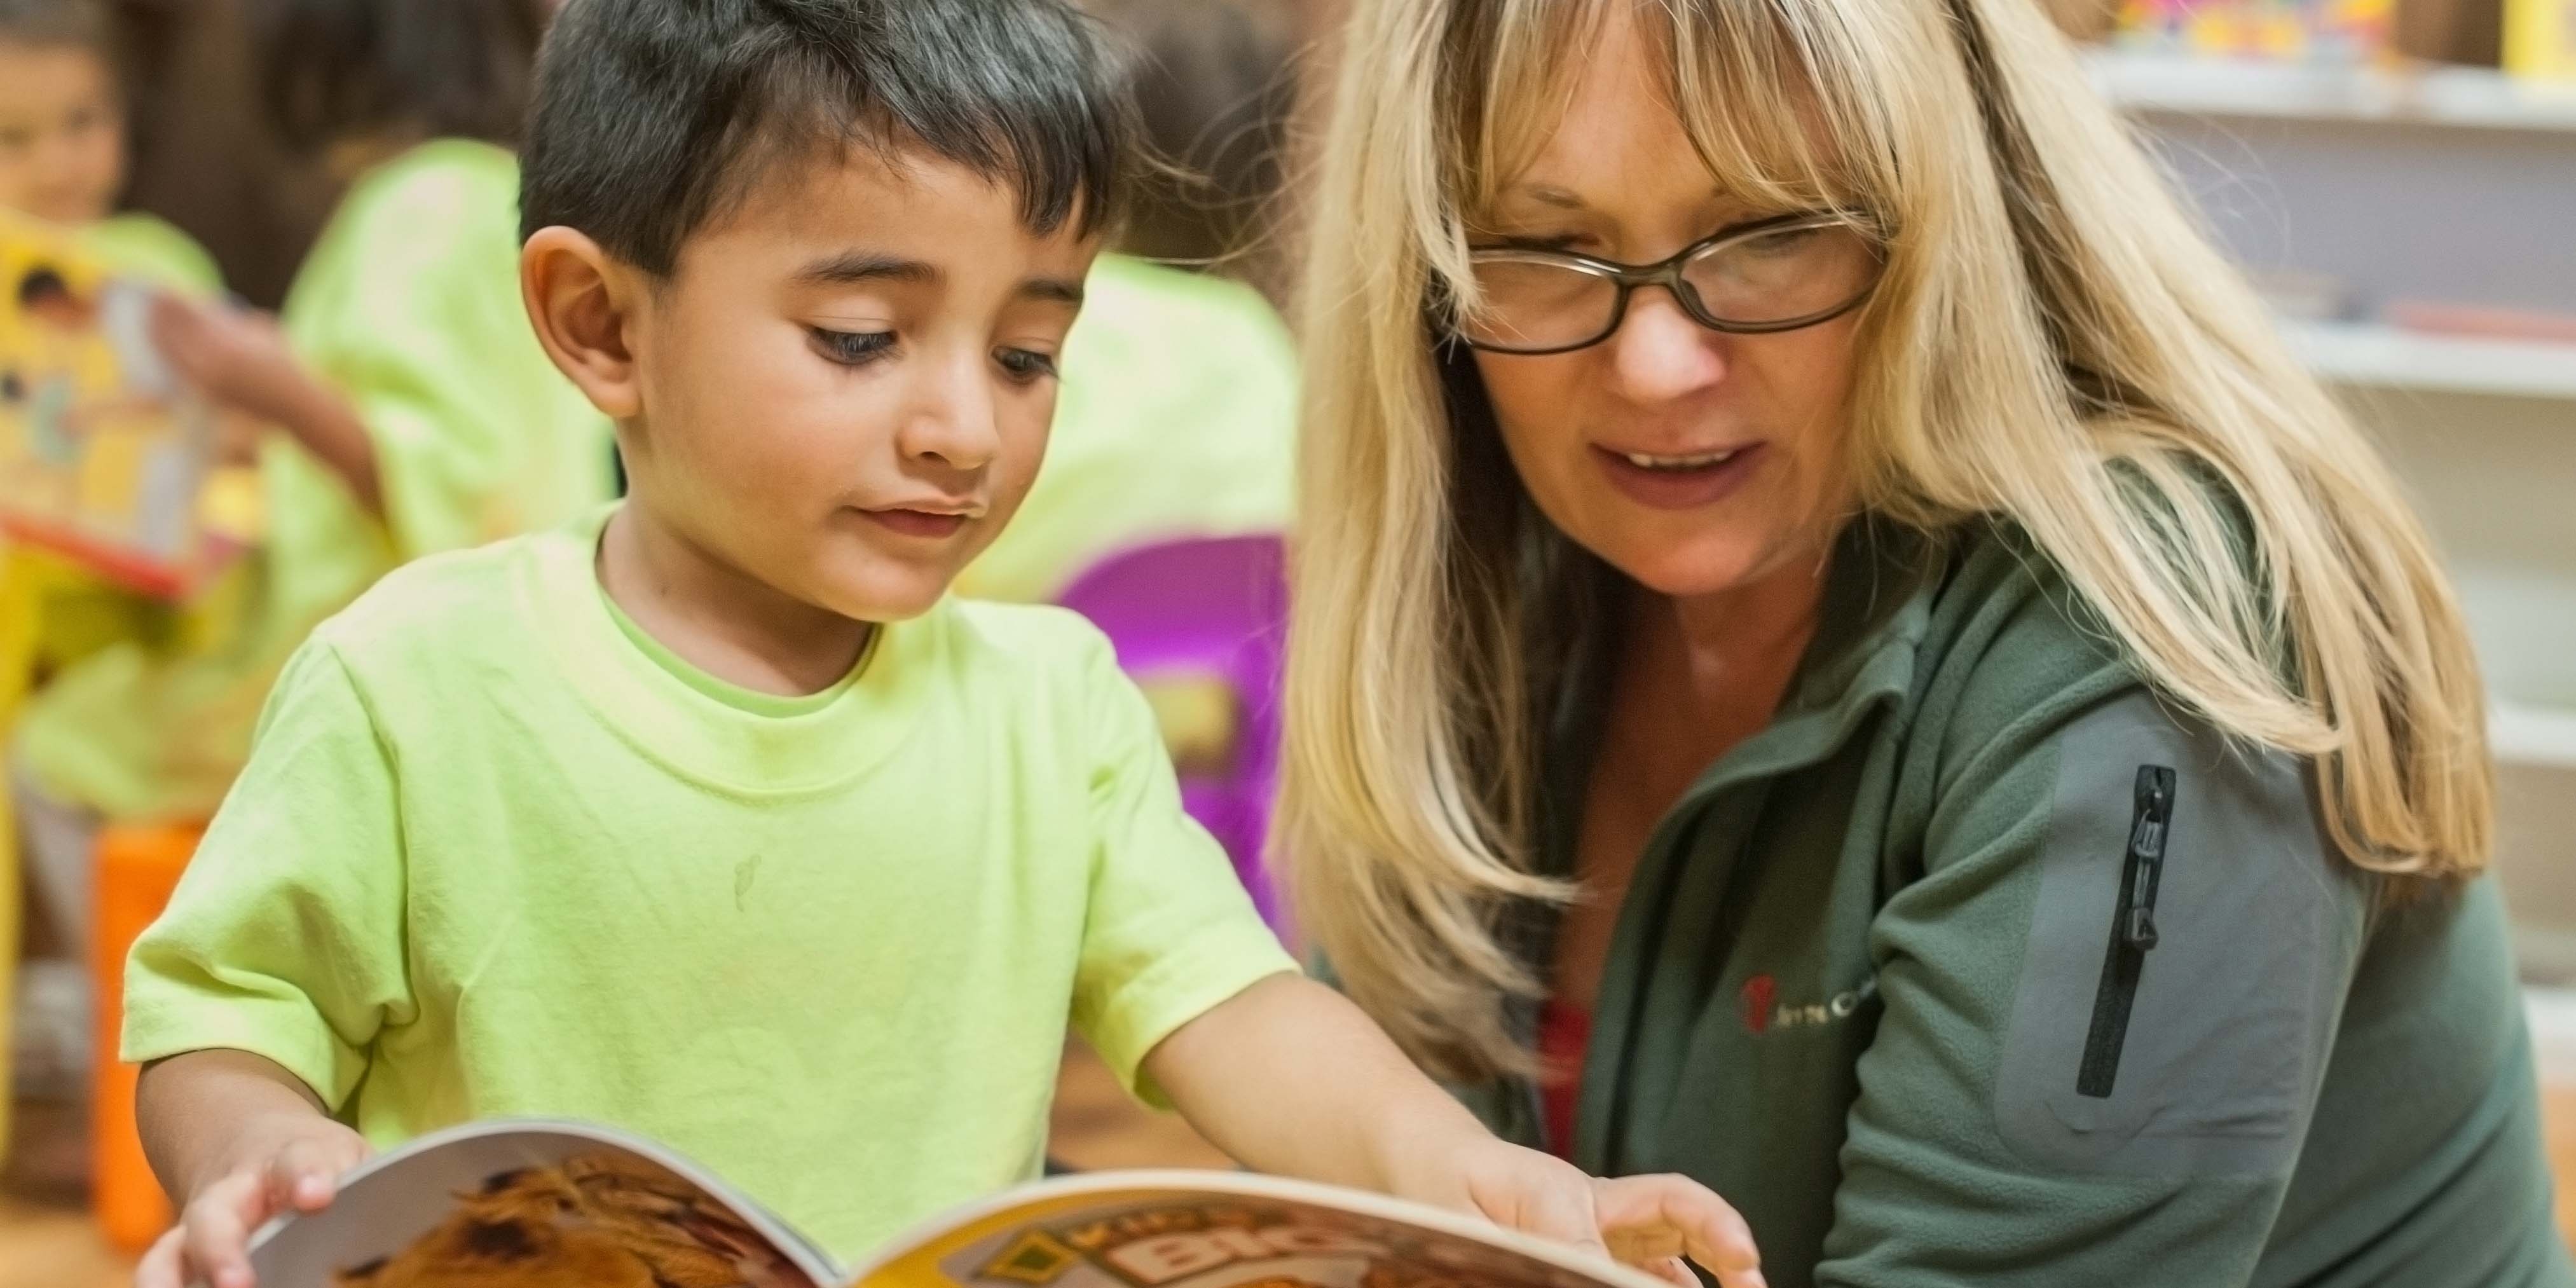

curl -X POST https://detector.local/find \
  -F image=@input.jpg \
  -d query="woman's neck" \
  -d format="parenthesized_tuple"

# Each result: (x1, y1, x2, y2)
(598, 502, 875, 698)
(1640, 542, 1835, 715)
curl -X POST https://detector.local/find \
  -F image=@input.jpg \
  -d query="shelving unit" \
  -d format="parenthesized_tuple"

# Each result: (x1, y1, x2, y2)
(2282, 321, 2576, 402)
(2095, 49, 2576, 975)
(2496, 704, 2576, 771)
(2087, 50, 2576, 133)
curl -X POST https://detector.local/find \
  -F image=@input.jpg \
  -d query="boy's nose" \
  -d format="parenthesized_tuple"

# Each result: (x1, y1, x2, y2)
(897, 356, 1002, 472)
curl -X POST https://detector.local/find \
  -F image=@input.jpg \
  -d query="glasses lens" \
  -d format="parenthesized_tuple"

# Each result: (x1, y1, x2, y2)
(1682, 222, 1882, 326)
(1461, 256, 1619, 352)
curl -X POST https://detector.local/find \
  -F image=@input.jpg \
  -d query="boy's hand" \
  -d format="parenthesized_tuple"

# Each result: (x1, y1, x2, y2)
(135, 1113, 370, 1288)
(1389, 1135, 1764, 1288)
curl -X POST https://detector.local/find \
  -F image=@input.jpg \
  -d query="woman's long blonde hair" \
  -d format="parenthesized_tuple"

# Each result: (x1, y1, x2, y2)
(1280, 0, 2492, 1079)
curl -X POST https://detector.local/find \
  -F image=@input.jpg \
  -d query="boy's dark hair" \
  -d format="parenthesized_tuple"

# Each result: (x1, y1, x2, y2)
(247, 0, 545, 154)
(0, 0, 110, 51)
(521, 0, 1139, 277)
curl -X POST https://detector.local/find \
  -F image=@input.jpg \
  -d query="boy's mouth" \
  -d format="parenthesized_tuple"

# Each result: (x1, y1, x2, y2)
(861, 507, 972, 539)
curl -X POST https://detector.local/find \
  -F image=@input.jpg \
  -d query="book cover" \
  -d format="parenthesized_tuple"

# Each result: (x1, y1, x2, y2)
(240, 1120, 1669, 1288)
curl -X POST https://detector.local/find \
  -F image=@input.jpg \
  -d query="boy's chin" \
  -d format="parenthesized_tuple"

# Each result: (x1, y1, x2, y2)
(805, 562, 961, 624)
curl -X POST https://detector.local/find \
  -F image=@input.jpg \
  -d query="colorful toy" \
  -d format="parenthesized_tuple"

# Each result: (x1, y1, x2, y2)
(2115, 0, 2393, 62)
(0, 209, 234, 598)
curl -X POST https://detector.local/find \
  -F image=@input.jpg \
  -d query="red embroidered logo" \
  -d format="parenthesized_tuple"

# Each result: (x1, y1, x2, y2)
(1740, 975, 1777, 1034)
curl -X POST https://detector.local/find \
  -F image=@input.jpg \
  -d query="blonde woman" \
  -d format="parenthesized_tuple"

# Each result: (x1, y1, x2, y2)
(1280, 0, 2573, 1282)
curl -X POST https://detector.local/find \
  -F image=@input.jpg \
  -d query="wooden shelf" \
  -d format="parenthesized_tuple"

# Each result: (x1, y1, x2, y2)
(2282, 320, 2576, 401)
(2087, 50, 2576, 134)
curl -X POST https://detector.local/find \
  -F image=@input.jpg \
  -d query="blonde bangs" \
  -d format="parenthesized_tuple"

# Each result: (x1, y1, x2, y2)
(1415, 0, 1907, 331)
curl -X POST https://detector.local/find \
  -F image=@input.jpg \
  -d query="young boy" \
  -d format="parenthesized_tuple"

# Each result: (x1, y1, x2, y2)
(123, 4, 1764, 1288)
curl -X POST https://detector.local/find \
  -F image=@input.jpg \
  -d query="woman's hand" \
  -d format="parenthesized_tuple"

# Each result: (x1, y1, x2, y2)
(1385, 1132, 1765, 1288)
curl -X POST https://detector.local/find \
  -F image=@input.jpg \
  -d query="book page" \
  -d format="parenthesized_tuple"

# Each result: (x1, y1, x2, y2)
(245, 1120, 842, 1288)
(849, 1172, 1661, 1288)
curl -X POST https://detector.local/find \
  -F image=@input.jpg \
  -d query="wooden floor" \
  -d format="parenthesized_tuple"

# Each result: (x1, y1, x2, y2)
(6, 1049, 2573, 1288)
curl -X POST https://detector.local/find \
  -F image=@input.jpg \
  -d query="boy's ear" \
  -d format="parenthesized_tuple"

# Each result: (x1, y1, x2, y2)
(521, 226, 644, 420)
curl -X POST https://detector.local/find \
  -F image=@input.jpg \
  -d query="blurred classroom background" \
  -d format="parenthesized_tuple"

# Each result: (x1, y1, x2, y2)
(2, 0, 2572, 1280)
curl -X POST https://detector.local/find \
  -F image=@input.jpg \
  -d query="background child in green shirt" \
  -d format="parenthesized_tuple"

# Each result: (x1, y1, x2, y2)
(0, 0, 229, 1151)
(122, 3, 1764, 1288)
(10, 0, 606, 996)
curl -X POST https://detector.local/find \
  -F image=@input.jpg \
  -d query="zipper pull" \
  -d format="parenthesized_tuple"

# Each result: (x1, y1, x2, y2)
(2124, 766, 2175, 950)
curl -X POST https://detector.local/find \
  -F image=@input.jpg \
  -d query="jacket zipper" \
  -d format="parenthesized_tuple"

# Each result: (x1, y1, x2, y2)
(2077, 765, 2176, 1099)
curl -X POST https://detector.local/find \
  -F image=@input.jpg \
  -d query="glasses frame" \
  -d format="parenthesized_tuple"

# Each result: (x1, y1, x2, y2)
(1455, 210, 1884, 356)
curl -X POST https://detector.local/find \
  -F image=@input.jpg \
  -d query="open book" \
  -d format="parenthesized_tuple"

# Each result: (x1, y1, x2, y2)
(241, 1120, 1671, 1288)
(0, 209, 246, 598)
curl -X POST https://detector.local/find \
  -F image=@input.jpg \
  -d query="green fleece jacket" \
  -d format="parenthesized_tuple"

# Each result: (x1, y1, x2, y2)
(1455, 519, 2572, 1287)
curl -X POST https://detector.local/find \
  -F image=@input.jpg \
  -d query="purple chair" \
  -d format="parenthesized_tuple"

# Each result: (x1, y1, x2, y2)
(1055, 533, 1290, 935)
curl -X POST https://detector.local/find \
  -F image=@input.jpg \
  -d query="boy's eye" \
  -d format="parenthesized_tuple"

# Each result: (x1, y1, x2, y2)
(808, 327, 894, 367)
(996, 348, 1058, 382)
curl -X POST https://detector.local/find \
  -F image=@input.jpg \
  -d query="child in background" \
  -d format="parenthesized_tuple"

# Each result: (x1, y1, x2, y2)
(0, 0, 224, 1151)
(950, 0, 1303, 604)
(124, 3, 1764, 1288)
(9, 0, 609, 1127)
(0, 0, 223, 729)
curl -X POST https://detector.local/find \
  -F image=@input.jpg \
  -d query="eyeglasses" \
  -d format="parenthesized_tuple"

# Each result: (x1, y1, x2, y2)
(1454, 212, 1885, 355)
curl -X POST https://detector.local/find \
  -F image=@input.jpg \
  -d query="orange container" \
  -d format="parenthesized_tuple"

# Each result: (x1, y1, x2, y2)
(92, 823, 200, 1251)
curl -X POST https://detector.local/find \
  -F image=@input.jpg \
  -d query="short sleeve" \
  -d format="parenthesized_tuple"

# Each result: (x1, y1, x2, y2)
(1066, 635, 1297, 1104)
(120, 640, 414, 1112)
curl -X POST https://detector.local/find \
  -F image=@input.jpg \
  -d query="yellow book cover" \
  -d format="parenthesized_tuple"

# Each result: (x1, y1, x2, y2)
(2504, 0, 2576, 79)
(243, 1120, 1671, 1288)
(0, 208, 229, 598)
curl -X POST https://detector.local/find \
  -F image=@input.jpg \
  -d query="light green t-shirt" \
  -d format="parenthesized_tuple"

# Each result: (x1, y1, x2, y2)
(122, 507, 1296, 1259)
(953, 254, 1297, 603)
(18, 139, 613, 821)
(81, 212, 223, 295)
